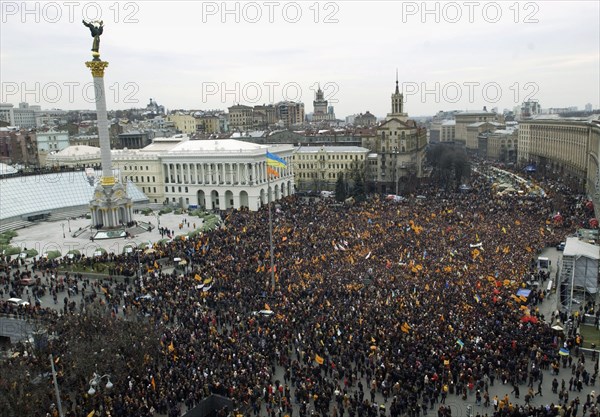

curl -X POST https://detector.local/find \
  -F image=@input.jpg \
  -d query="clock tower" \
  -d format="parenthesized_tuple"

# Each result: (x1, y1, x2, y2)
(387, 69, 408, 122)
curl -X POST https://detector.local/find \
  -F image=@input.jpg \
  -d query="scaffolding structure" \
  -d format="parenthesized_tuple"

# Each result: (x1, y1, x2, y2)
(559, 237, 600, 313)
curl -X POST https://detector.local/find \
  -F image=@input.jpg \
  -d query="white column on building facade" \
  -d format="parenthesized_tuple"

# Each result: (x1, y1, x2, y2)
(166, 164, 170, 183)
(251, 163, 256, 184)
(193, 163, 198, 184)
(259, 162, 263, 183)
(236, 163, 240, 185)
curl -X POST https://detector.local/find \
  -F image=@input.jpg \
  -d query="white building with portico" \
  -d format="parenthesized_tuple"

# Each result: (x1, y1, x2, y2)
(160, 139, 295, 211)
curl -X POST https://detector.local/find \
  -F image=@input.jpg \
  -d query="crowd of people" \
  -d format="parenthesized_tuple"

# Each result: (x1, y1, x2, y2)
(1, 165, 600, 417)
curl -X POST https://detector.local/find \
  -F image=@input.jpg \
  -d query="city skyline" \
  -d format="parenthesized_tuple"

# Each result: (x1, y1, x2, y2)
(1, 1, 599, 118)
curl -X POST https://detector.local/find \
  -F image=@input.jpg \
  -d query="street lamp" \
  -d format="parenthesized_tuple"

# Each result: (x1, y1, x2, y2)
(61, 223, 65, 238)
(67, 218, 71, 232)
(49, 354, 65, 417)
(393, 147, 400, 196)
(88, 372, 113, 395)
(137, 249, 142, 279)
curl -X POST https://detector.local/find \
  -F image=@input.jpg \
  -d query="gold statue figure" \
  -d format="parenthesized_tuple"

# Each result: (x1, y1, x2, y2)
(82, 19, 104, 58)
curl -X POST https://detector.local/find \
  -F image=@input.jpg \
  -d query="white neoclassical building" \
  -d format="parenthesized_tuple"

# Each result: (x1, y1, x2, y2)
(160, 139, 295, 211)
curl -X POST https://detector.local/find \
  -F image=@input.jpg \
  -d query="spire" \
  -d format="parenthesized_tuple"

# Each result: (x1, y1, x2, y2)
(395, 69, 399, 94)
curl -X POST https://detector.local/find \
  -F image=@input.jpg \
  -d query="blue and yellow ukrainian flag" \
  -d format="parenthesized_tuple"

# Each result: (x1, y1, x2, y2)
(266, 151, 287, 168)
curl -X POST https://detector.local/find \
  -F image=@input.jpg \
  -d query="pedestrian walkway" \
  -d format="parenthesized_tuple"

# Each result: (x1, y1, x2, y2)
(6, 211, 211, 258)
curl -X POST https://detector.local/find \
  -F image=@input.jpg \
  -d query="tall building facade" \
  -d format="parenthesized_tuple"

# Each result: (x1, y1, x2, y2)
(519, 118, 600, 217)
(228, 105, 254, 131)
(36, 131, 70, 165)
(0, 104, 14, 126)
(520, 100, 542, 119)
(362, 76, 428, 194)
(293, 146, 369, 192)
(0, 129, 37, 166)
(167, 113, 198, 134)
(454, 109, 498, 149)
(354, 112, 377, 126)
(276, 101, 305, 127)
(518, 118, 596, 183)
(312, 86, 334, 122)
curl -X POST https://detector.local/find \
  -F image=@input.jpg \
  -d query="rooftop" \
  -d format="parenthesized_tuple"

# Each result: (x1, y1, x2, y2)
(467, 121, 503, 127)
(52, 145, 100, 157)
(169, 139, 268, 153)
(0, 163, 18, 176)
(297, 146, 370, 154)
(564, 236, 599, 260)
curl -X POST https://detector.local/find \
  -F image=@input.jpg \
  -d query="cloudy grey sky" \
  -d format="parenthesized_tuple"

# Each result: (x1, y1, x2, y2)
(1, 1, 598, 118)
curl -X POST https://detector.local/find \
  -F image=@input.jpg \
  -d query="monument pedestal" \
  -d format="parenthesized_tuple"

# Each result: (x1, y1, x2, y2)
(89, 181, 133, 230)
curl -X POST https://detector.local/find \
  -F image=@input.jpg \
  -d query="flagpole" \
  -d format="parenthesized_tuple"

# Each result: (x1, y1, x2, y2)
(267, 150, 275, 290)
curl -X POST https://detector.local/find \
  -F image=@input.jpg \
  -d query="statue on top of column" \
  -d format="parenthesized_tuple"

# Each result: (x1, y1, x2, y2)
(82, 20, 104, 58)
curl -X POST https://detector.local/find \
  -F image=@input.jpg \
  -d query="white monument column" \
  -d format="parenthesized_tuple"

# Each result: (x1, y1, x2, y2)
(84, 21, 133, 232)
(86, 61, 114, 185)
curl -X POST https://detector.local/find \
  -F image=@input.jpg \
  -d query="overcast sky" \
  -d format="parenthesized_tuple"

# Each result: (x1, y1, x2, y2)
(1, 1, 598, 118)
